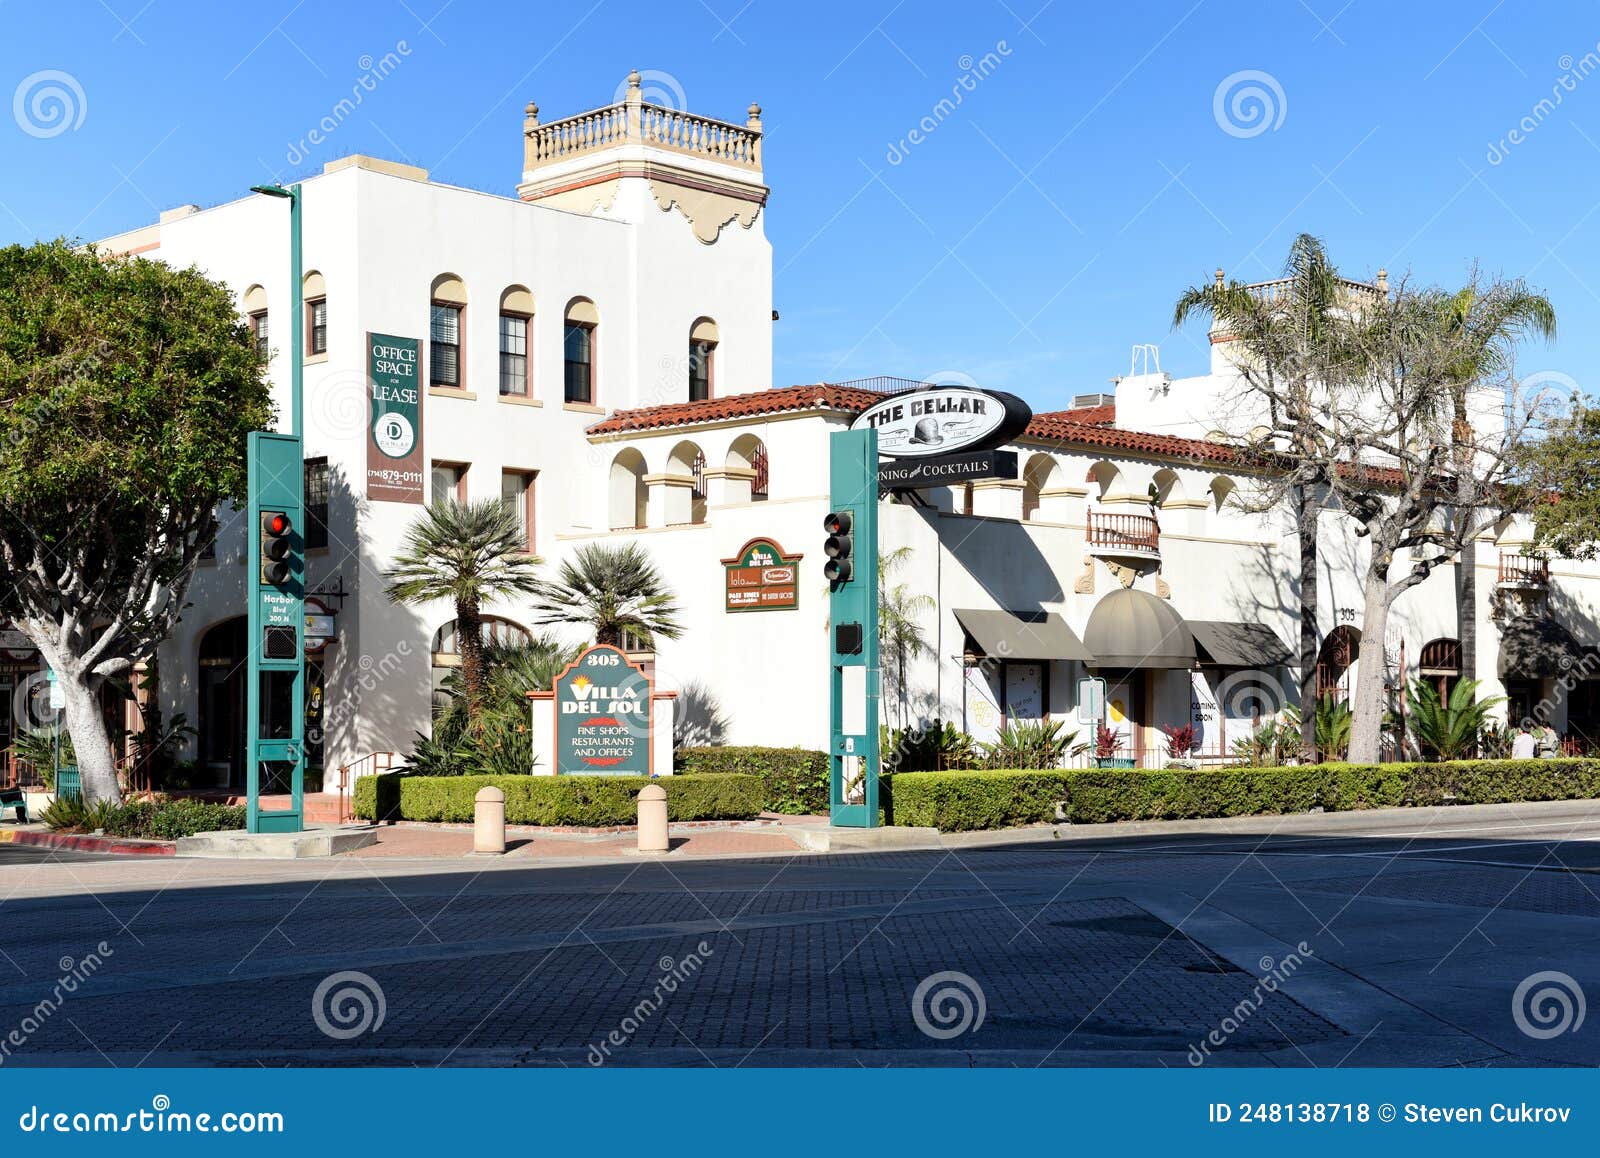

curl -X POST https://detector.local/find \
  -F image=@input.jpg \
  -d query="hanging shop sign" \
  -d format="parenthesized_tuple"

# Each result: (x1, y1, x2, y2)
(365, 331, 424, 503)
(850, 384, 1032, 460)
(304, 598, 337, 653)
(722, 537, 802, 612)
(550, 644, 654, 775)
(879, 449, 1018, 490)
(0, 627, 38, 663)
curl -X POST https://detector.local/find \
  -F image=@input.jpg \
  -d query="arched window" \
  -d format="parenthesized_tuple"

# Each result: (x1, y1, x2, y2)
(1022, 453, 1059, 521)
(1209, 476, 1237, 513)
(668, 441, 707, 525)
(499, 285, 534, 397)
(1152, 468, 1185, 508)
(242, 285, 269, 362)
(564, 298, 599, 404)
(431, 617, 531, 719)
(429, 274, 467, 389)
(609, 449, 648, 530)
(303, 271, 327, 356)
(1086, 461, 1123, 500)
(689, 317, 719, 402)
(1317, 625, 1362, 703)
(727, 434, 769, 502)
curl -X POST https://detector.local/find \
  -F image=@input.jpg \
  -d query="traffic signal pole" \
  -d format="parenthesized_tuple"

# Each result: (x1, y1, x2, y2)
(826, 429, 880, 827)
(246, 183, 306, 833)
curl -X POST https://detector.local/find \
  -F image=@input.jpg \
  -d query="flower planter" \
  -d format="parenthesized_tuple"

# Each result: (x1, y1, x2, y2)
(1093, 756, 1135, 769)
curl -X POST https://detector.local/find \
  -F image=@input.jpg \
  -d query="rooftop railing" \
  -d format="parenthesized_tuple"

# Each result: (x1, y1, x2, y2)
(523, 73, 763, 174)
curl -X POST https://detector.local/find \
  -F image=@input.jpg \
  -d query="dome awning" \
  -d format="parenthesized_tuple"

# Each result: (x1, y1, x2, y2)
(1083, 588, 1196, 669)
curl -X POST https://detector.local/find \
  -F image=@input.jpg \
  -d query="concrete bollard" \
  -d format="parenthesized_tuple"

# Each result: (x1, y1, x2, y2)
(637, 783, 669, 854)
(474, 785, 506, 854)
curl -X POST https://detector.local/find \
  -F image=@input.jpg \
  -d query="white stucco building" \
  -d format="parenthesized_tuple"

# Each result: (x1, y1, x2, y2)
(66, 73, 1600, 797)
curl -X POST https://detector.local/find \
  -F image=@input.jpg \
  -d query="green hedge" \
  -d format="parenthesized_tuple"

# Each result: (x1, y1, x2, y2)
(887, 758, 1600, 831)
(103, 799, 247, 840)
(352, 773, 763, 826)
(674, 746, 829, 814)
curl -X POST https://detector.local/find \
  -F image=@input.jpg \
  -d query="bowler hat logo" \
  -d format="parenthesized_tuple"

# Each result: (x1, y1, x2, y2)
(910, 417, 944, 445)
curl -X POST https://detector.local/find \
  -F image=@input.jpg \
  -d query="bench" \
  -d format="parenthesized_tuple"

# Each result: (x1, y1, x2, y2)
(0, 787, 25, 824)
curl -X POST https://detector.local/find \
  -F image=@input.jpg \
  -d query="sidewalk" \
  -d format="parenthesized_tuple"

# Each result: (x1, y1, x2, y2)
(349, 816, 818, 859)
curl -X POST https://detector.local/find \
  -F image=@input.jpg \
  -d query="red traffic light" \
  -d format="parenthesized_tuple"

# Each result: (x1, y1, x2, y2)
(823, 510, 852, 536)
(260, 510, 295, 586)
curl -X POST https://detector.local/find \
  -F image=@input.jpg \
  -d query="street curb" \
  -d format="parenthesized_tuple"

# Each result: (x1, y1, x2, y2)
(0, 829, 175, 856)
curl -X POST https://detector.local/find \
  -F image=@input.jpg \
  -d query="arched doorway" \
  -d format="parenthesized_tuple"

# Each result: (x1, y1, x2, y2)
(1317, 625, 1362, 703)
(197, 617, 246, 789)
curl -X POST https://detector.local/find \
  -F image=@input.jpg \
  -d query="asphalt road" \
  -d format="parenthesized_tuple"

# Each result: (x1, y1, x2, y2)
(2, 798, 1600, 1066)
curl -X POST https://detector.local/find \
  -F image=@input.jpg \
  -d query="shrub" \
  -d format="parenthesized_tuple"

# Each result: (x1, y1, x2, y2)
(39, 794, 114, 832)
(675, 747, 829, 814)
(1406, 678, 1506, 761)
(39, 795, 243, 839)
(981, 719, 1084, 769)
(887, 771, 1072, 830)
(881, 722, 976, 773)
(352, 772, 763, 825)
(886, 758, 1600, 831)
(103, 799, 246, 840)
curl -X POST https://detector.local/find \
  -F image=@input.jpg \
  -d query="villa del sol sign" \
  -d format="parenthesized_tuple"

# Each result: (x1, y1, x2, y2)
(550, 645, 654, 775)
(722, 537, 802, 613)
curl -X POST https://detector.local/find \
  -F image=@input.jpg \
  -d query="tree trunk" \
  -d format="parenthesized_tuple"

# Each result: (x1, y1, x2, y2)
(456, 600, 485, 725)
(55, 663, 121, 805)
(1347, 575, 1394, 764)
(1452, 410, 1478, 688)
(1295, 484, 1320, 760)
(595, 622, 619, 647)
(1457, 538, 1477, 686)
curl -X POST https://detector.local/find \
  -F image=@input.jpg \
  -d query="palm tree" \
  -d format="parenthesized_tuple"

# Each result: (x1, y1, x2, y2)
(421, 634, 579, 775)
(384, 499, 542, 723)
(880, 546, 935, 728)
(1173, 234, 1354, 759)
(1407, 677, 1506, 761)
(532, 541, 684, 648)
(1430, 279, 1556, 685)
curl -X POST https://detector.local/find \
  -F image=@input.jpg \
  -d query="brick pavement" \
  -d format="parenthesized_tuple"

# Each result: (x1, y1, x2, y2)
(0, 799, 1598, 1067)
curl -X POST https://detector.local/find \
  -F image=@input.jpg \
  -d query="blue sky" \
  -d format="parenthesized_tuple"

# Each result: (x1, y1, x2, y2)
(3, 0, 1598, 411)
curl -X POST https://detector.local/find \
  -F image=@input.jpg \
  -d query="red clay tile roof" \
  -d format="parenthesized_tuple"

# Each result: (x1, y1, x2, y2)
(587, 384, 1237, 465)
(1036, 403, 1115, 426)
(585, 383, 883, 434)
(1020, 412, 1236, 464)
